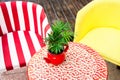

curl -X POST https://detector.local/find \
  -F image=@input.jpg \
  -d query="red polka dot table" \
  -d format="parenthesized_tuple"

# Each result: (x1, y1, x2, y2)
(27, 42, 108, 80)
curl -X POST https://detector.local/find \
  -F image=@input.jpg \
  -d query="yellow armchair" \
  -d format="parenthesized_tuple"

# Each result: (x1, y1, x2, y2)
(74, 0, 120, 66)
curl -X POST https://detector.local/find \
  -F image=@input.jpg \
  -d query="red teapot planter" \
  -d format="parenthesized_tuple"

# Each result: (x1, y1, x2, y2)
(44, 45, 69, 65)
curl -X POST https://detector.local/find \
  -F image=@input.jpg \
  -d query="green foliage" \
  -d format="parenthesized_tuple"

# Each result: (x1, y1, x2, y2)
(45, 20, 74, 54)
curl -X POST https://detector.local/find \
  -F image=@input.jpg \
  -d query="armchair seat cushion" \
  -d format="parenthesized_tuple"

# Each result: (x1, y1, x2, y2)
(0, 31, 45, 72)
(80, 27, 120, 66)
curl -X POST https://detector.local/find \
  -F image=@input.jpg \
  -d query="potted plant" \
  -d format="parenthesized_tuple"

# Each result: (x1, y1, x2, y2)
(44, 20, 74, 65)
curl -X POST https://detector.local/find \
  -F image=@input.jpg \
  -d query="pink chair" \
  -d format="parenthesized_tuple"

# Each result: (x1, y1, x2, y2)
(0, 1, 51, 72)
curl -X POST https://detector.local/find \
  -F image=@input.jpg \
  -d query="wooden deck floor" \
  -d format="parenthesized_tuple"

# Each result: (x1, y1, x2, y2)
(29, 0, 92, 30)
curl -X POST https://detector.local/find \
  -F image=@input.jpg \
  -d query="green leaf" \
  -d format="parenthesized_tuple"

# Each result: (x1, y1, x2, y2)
(45, 20, 74, 54)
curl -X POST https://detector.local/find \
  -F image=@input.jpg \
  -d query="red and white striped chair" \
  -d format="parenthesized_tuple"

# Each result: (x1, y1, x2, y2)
(0, 1, 51, 73)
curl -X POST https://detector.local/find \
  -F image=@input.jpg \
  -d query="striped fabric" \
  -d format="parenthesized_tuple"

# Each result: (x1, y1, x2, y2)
(0, 1, 51, 72)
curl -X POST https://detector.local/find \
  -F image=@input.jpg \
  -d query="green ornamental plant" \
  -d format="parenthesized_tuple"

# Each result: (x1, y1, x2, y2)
(45, 20, 74, 54)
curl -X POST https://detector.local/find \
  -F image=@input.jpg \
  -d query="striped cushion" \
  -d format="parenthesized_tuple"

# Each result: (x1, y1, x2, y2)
(0, 1, 51, 38)
(0, 31, 45, 72)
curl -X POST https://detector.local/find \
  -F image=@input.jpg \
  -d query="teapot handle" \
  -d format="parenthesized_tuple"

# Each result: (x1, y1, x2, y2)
(64, 45, 69, 52)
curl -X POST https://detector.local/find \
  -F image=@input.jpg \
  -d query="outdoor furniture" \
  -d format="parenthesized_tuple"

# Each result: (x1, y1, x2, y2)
(0, 1, 51, 73)
(27, 42, 107, 80)
(74, 0, 120, 66)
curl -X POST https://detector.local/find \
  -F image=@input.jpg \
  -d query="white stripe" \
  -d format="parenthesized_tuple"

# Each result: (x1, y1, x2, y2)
(29, 31, 41, 52)
(0, 37, 6, 73)
(46, 28, 52, 38)
(42, 17, 49, 38)
(36, 5, 42, 35)
(0, 6, 8, 34)
(27, 2, 34, 32)
(6, 2, 15, 31)
(18, 31, 31, 64)
(7, 33, 20, 69)
(16, 1, 25, 30)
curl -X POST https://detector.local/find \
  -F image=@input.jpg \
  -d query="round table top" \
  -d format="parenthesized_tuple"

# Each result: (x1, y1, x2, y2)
(27, 42, 107, 80)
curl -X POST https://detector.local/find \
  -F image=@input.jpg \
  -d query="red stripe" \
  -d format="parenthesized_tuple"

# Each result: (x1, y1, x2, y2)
(0, 26, 3, 36)
(2, 34, 13, 70)
(44, 24, 50, 37)
(0, 2, 13, 33)
(22, 2, 30, 31)
(36, 33, 45, 47)
(32, 4, 38, 33)
(11, 2, 20, 31)
(13, 32, 26, 67)
(24, 31, 36, 56)
(40, 9, 45, 38)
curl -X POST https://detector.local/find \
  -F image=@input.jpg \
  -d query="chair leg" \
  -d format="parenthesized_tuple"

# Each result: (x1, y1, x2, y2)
(117, 66, 120, 70)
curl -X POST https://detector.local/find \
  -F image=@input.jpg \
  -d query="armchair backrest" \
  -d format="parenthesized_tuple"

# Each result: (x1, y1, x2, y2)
(74, 0, 120, 42)
(0, 1, 50, 38)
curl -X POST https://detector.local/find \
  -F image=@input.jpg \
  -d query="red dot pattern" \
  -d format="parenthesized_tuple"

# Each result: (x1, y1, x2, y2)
(27, 42, 108, 80)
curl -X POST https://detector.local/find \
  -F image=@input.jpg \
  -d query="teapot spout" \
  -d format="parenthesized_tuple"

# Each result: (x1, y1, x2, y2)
(44, 57, 51, 63)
